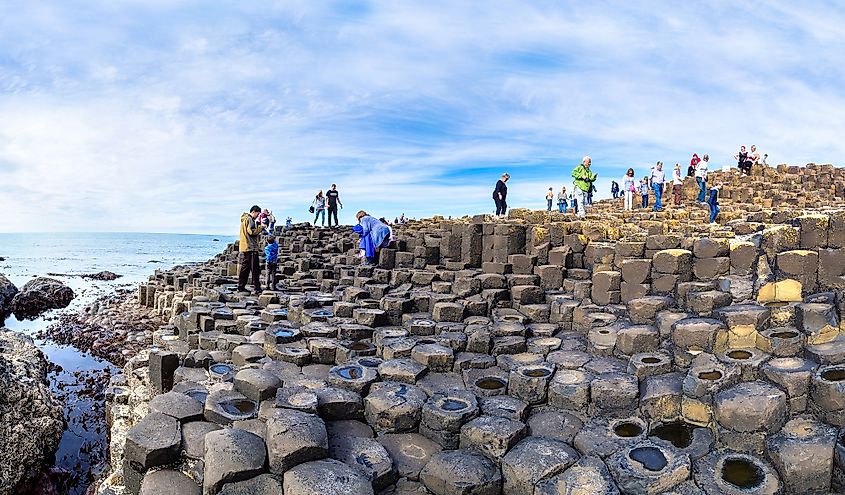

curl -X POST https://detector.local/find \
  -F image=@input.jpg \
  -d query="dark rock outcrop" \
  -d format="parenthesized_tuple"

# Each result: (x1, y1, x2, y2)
(11, 277, 74, 319)
(0, 275, 17, 318)
(0, 330, 65, 493)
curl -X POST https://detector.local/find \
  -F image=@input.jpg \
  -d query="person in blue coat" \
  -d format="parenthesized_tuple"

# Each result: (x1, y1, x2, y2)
(353, 210, 392, 264)
(708, 184, 721, 224)
(264, 235, 279, 289)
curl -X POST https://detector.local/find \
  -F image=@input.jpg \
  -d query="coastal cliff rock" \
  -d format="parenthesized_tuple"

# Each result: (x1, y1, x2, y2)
(11, 277, 74, 319)
(0, 275, 17, 318)
(0, 330, 65, 494)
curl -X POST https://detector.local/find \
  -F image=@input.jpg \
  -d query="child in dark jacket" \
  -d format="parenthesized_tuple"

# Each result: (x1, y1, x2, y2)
(264, 236, 279, 290)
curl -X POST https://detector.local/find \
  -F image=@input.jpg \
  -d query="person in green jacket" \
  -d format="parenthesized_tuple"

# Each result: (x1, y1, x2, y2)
(571, 156, 597, 218)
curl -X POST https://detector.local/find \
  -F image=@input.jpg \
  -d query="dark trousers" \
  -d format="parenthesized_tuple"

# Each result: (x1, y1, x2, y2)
(265, 261, 278, 290)
(327, 206, 339, 227)
(494, 197, 507, 216)
(237, 251, 261, 291)
(673, 184, 682, 205)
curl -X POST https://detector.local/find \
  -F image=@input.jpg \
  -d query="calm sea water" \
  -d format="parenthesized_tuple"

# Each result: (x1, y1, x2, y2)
(0, 232, 234, 494)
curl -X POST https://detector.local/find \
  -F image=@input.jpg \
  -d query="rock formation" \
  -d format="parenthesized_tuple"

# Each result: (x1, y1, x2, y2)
(11, 277, 75, 319)
(0, 330, 66, 494)
(96, 163, 845, 495)
(0, 275, 17, 318)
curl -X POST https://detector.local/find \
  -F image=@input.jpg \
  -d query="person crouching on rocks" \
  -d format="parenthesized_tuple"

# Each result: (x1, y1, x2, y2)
(238, 205, 264, 294)
(264, 235, 279, 290)
(353, 210, 392, 265)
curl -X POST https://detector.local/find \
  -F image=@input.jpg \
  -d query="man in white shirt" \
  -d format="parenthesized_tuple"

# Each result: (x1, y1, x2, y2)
(695, 155, 709, 203)
(650, 162, 666, 211)
(672, 164, 683, 206)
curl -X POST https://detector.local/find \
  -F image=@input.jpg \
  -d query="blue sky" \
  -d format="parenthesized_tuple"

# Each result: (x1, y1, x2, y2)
(1, 1, 844, 233)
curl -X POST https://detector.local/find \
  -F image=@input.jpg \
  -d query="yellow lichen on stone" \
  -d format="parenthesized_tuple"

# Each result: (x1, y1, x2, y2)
(757, 279, 803, 304)
(682, 396, 712, 426)
(807, 324, 840, 345)
(728, 325, 758, 348)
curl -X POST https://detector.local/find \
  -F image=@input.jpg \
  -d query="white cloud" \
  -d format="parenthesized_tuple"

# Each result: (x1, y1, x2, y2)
(0, 1, 843, 233)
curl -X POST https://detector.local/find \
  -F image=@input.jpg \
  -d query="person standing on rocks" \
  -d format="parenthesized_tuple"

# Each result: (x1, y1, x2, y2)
(672, 163, 684, 206)
(611, 180, 620, 199)
(639, 176, 650, 208)
(493, 173, 509, 217)
(312, 190, 326, 227)
(708, 183, 721, 223)
(326, 184, 343, 228)
(571, 156, 597, 218)
(264, 235, 279, 290)
(545, 187, 554, 211)
(688, 153, 700, 177)
(696, 154, 709, 203)
(650, 162, 666, 211)
(557, 186, 567, 213)
(238, 205, 264, 294)
(622, 168, 636, 211)
(735, 145, 751, 175)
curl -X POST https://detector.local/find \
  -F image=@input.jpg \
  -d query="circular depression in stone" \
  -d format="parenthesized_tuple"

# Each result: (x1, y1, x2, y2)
(439, 398, 470, 411)
(521, 367, 552, 378)
(274, 329, 295, 337)
(821, 368, 845, 381)
(641, 357, 662, 364)
(185, 389, 209, 404)
(770, 330, 798, 339)
(650, 422, 696, 449)
(613, 422, 643, 438)
(358, 358, 381, 368)
(209, 363, 233, 375)
(721, 457, 764, 489)
(475, 377, 506, 390)
(336, 365, 364, 380)
(629, 446, 667, 471)
(311, 309, 334, 317)
(350, 342, 373, 351)
(698, 370, 722, 380)
(727, 350, 753, 360)
(219, 398, 257, 417)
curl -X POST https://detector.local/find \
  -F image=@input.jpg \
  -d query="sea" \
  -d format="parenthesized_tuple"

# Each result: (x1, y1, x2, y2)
(0, 232, 235, 494)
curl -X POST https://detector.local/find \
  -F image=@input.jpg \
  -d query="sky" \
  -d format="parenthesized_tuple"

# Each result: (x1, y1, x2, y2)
(1, 1, 844, 234)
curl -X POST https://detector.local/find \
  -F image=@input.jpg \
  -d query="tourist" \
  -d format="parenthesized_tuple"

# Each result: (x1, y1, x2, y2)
(587, 182, 596, 205)
(696, 154, 709, 203)
(569, 189, 576, 213)
(267, 210, 276, 233)
(639, 177, 650, 208)
(571, 156, 597, 218)
(708, 184, 721, 223)
(264, 235, 279, 290)
(650, 162, 666, 211)
(353, 211, 392, 265)
(237, 205, 264, 293)
(285, 216, 292, 230)
(688, 153, 700, 177)
(749, 145, 762, 169)
(622, 168, 636, 211)
(326, 184, 343, 228)
(735, 145, 752, 175)
(311, 190, 326, 226)
(672, 163, 683, 206)
(545, 187, 554, 211)
(399, 213, 407, 223)
(557, 186, 567, 213)
(258, 208, 270, 233)
(493, 173, 509, 217)
(611, 181, 620, 199)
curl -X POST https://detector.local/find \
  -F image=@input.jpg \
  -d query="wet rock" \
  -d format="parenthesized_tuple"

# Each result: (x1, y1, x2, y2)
(328, 433, 398, 490)
(0, 331, 64, 494)
(149, 391, 204, 423)
(11, 277, 74, 319)
(203, 428, 267, 495)
(364, 381, 428, 433)
(765, 417, 836, 494)
(693, 451, 782, 495)
(123, 412, 181, 494)
(607, 440, 691, 494)
(0, 274, 17, 317)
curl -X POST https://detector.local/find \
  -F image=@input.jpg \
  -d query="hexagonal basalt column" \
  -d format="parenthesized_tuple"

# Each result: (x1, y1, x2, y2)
(508, 365, 554, 405)
(548, 369, 592, 412)
(364, 381, 428, 433)
(420, 390, 479, 449)
(266, 408, 328, 474)
(607, 440, 691, 494)
(535, 455, 618, 495)
(501, 436, 579, 495)
(283, 459, 374, 495)
(761, 357, 815, 414)
(811, 365, 845, 425)
(459, 415, 527, 462)
(420, 449, 502, 495)
(765, 417, 837, 494)
(716, 348, 769, 381)
(204, 389, 258, 425)
(713, 381, 788, 453)
(203, 428, 266, 495)
(574, 417, 647, 458)
(123, 412, 182, 494)
(693, 451, 782, 495)
(326, 363, 378, 395)
(648, 420, 714, 461)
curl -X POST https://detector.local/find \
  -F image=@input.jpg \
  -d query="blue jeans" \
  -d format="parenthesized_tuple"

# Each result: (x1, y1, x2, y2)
(709, 203, 720, 223)
(696, 177, 707, 202)
(558, 202, 565, 213)
(641, 194, 649, 208)
(547, 199, 553, 211)
(314, 208, 325, 226)
(653, 184, 663, 210)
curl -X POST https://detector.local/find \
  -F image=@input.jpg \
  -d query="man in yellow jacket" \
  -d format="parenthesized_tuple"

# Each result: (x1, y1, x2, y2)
(238, 205, 264, 293)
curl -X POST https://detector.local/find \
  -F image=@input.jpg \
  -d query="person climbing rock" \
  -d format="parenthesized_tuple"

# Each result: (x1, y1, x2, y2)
(353, 211, 392, 265)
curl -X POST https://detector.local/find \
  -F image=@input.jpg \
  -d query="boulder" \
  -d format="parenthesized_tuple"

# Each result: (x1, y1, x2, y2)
(11, 277, 74, 319)
(0, 275, 18, 317)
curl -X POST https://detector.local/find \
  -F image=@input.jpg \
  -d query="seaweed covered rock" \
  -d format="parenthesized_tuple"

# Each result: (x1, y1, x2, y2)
(11, 277, 74, 319)
(0, 330, 65, 493)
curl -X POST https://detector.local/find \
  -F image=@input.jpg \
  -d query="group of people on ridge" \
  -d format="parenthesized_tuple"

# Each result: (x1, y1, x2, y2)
(310, 184, 344, 227)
